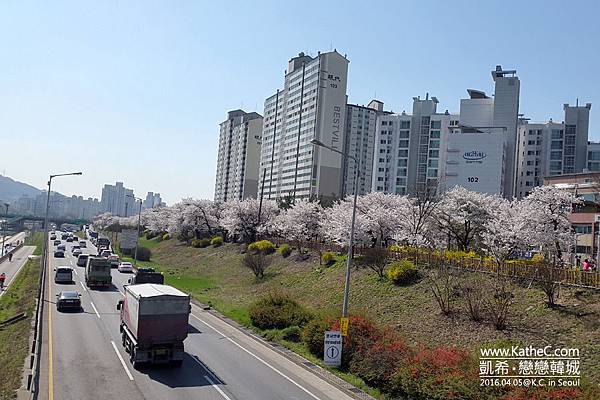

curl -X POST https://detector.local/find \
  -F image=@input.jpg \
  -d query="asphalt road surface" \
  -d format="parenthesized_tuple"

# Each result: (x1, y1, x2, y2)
(38, 235, 355, 400)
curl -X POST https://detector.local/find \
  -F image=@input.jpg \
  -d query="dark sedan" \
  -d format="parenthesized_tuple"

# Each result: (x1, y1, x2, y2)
(53, 250, 65, 258)
(56, 291, 81, 311)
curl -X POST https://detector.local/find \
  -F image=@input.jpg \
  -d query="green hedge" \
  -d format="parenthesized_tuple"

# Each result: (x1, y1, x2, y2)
(321, 251, 336, 266)
(210, 236, 223, 247)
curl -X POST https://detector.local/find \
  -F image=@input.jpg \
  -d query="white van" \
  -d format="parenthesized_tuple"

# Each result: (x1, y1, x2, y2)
(54, 267, 73, 284)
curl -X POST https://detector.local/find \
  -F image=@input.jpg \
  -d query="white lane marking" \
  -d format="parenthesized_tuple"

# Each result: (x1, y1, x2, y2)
(73, 270, 78, 276)
(90, 301, 100, 318)
(80, 281, 87, 292)
(110, 340, 134, 381)
(191, 313, 321, 400)
(204, 373, 233, 400)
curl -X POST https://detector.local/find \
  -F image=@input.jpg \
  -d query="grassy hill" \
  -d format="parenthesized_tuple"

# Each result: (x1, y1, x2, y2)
(125, 238, 600, 397)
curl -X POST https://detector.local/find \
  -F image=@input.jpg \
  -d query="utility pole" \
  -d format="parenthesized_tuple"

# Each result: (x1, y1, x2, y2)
(1, 203, 8, 257)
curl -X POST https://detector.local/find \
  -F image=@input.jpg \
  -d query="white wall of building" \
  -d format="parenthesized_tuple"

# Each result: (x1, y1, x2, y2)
(443, 133, 505, 195)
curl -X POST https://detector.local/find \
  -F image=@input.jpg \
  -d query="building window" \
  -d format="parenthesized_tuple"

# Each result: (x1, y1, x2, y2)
(397, 159, 408, 167)
(381, 121, 388, 126)
(400, 121, 410, 129)
(399, 130, 409, 138)
(528, 140, 535, 145)
(398, 140, 409, 148)
(430, 130, 441, 139)
(430, 120, 441, 129)
(429, 150, 439, 158)
(573, 225, 592, 234)
(429, 140, 440, 149)
(551, 129, 563, 139)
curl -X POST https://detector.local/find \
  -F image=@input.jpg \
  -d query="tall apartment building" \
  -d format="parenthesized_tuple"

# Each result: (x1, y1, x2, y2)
(143, 192, 163, 209)
(515, 103, 591, 198)
(371, 96, 459, 195)
(491, 66, 520, 198)
(101, 182, 135, 217)
(258, 51, 349, 200)
(342, 100, 390, 196)
(214, 110, 263, 203)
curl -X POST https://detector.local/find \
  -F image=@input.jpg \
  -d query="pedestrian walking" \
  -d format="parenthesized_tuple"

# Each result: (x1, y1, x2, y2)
(582, 258, 591, 272)
(8, 253, 12, 262)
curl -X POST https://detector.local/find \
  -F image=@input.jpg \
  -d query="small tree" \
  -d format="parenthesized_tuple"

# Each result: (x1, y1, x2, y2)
(461, 274, 486, 322)
(428, 265, 455, 315)
(537, 264, 561, 308)
(243, 253, 270, 279)
(363, 246, 389, 278)
(485, 276, 514, 330)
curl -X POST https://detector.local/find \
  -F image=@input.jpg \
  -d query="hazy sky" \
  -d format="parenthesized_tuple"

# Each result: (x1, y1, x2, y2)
(1, 1, 599, 204)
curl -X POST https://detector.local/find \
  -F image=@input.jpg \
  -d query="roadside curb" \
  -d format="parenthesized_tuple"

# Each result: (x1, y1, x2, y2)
(190, 298, 376, 400)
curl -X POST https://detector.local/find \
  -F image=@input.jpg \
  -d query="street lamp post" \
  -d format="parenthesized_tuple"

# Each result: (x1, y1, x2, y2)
(127, 195, 143, 266)
(40, 172, 82, 273)
(310, 139, 360, 318)
(1, 203, 8, 257)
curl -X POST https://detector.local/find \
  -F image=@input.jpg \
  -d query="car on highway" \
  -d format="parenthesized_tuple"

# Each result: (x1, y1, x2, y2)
(61, 234, 69, 240)
(108, 254, 120, 268)
(100, 249, 111, 258)
(71, 245, 81, 252)
(53, 240, 61, 246)
(54, 266, 73, 283)
(50, 234, 56, 240)
(117, 262, 134, 273)
(53, 250, 65, 258)
(56, 291, 81, 312)
(72, 248, 82, 257)
(66, 237, 74, 243)
(79, 240, 87, 248)
(57, 244, 66, 251)
(77, 254, 89, 267)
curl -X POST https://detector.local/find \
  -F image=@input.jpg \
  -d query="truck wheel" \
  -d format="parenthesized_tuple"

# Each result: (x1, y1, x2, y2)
(121, 332, 127, 347)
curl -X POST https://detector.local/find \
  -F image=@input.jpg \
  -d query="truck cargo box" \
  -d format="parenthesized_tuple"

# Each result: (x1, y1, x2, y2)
(121, 284, 190, 347)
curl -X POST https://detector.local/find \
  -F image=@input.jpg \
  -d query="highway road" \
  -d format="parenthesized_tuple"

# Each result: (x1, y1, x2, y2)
(38, 234, 355, 400)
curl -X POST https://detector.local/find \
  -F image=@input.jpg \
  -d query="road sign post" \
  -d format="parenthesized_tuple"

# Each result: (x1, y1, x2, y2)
(323, 331, 342, 367)
(340, 317, 349, 337)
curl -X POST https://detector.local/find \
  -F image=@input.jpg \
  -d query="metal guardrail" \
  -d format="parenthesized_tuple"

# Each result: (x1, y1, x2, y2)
(25, 242, 46, 399)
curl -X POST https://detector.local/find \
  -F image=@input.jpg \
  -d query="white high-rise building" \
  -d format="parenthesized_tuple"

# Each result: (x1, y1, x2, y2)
(515, 102, 591, 197)
(342, 100, 390, 196)
(587, 141, 600, 172)
(214, 110, 263, 203)
(101, 182, 135, 216)
(258, 51, 349, 200)
(371, 95, 459, 195)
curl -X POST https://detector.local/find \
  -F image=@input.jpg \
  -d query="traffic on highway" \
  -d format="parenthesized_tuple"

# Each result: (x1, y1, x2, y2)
(40, 228, 354, 400)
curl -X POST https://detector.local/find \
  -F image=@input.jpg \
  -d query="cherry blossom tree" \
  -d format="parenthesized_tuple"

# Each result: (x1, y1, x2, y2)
(519, 185, 579, 262)
(271, 199, 323, 252)
(482, 199, 527, 264)
(141, 206, 171, 234)
(436, 186, 500, 251)
(320, 197, 372, 246)
(220, 198, 278, 243)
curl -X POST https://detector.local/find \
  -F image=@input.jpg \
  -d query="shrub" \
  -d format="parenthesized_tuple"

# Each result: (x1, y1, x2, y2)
(248, 240, 275, 255)
(321, 251, 336, 266)
(302, 316, 332, 358)
(363, 246, 389, 278)
(249, 293, 312, 330)
(461, 274, 486, 322)
(428, 265, 455, 315)
(278, 243, 292, 258)
(210, 236, 223, 247)
(280, 326, 302, 342)
(386, 260, 418, 284)
(162, 233, 171, 241)
(243, 253, 271, 279)
(135, 247, 151, 262)
(388, 346, 477, 399)
(486, 276, 514, 330)
(191, 238, 211, 248)
(331, 315, 382, 368)
(146, 231, 157, 240)
(349, 334, 411, 392)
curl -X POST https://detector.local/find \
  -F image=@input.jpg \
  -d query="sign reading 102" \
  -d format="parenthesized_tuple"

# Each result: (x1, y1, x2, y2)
(467, 177, 479, 183)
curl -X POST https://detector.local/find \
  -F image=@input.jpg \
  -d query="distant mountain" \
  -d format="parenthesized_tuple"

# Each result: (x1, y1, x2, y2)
(0, 175, 43, 203)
